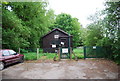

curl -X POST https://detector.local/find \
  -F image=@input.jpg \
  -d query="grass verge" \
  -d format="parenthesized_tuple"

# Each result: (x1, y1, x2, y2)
(22, 48, 84, 60)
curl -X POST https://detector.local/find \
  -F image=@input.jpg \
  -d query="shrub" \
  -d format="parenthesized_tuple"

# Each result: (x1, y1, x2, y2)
(39, 49, 43, 53)
(23, 52, 37, 60)
(20, 49, 28, 53)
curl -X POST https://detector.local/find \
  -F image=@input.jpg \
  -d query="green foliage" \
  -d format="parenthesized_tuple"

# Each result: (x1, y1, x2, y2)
(2, 8, 30, 49)
(39, 48, 43, 53)
(84, 22, 104, 46)
(44, 53, 57, 59)
(96, 37, 112, 46)
(72, 48, 84, 59)
(50, 13, 82, 47)
(23, 52, 57, 60)
(73, 48, 83, 54)
(23, 52, 37, 60)
(102, 2, 120, 64)
(72, 54, 84, 59)
(20, 49, 28, 53)
(22, 48, 83, 60)
(2, 2, 55, 50)
(83, 2, 120, 64)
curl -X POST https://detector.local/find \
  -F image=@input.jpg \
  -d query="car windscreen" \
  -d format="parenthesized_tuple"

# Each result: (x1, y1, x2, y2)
(8, 50, 16, 55)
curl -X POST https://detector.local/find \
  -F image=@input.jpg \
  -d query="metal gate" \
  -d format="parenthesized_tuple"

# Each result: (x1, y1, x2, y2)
(58, 34, 72, 59)
(60, 47, 70, 59)
(84, 46, 111, 59)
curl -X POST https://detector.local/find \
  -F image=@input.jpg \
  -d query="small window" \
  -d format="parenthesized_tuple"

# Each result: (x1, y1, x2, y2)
(52, 44, 56, 48)
(54, 35, 59, 39)
(2, 50, 10, 56)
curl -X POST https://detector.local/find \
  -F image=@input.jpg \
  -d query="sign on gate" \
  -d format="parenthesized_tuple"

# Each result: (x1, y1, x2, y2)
(62, 48, 68, 53)
(59, 35, 71, 59)
(60, 47, 70, 59)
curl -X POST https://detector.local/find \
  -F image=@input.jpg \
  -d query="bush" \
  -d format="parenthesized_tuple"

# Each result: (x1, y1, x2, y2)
(46, 53, 57, 59)
(39, 49, 43, 53)
(72, 48, 84, 59)
(22, 48, 84, 61)
(20, 49, 28, 53)
(113, 54, 120, 65)
(23, 52, 57, 60)
(72, 54, 84, 59)
(23, 52, 37, 60)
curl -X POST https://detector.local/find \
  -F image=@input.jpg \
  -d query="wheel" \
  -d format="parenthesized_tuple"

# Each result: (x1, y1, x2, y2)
(0, 62, 4, 71)
(19, 56, 24, 63)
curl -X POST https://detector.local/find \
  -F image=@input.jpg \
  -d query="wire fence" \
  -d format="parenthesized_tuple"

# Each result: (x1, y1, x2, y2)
(18, 48, 58, 60)
(17, 47, 84, 61)
(16, 46, 112, 60)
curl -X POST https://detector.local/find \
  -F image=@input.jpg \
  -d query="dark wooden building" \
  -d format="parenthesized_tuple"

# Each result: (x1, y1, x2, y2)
(42, 28, 72, 53)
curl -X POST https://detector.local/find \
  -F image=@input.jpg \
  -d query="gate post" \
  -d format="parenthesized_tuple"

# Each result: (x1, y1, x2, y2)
(37, 48, 39, 60)
(58, 47, 61, 61)
(70, 47, 72, 60)
(84, 46, 86, 59)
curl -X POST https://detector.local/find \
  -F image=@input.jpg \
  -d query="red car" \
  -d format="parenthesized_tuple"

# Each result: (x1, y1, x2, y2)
(0, 49, 24, 70)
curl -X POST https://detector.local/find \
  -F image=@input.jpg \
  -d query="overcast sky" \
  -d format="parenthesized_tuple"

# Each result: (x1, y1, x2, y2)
(48, 0, 106, 27)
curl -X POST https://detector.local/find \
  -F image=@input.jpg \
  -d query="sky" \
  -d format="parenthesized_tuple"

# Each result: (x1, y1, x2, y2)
(48, 0, 106, 27)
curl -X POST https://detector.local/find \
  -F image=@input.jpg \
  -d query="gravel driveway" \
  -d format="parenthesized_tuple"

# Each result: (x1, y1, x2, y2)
(1, 59, 119, 79)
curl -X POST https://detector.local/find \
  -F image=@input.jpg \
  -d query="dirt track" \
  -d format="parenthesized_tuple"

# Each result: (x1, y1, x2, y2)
(1, 59, 119, 79)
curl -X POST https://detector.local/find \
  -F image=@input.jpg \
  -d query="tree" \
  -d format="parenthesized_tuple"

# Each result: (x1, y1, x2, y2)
(83, 1, 120, 64)
(2, 6, 30, 50)
(103, 2, 120, 63)
(84, 21, 104, 46)
(50, 13, 82, 47)
(9, 2, 50, 48)
(2, 2, 55, 50)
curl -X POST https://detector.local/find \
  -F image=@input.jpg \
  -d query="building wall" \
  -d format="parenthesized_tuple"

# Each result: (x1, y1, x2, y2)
(42, 30, 72, 53)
